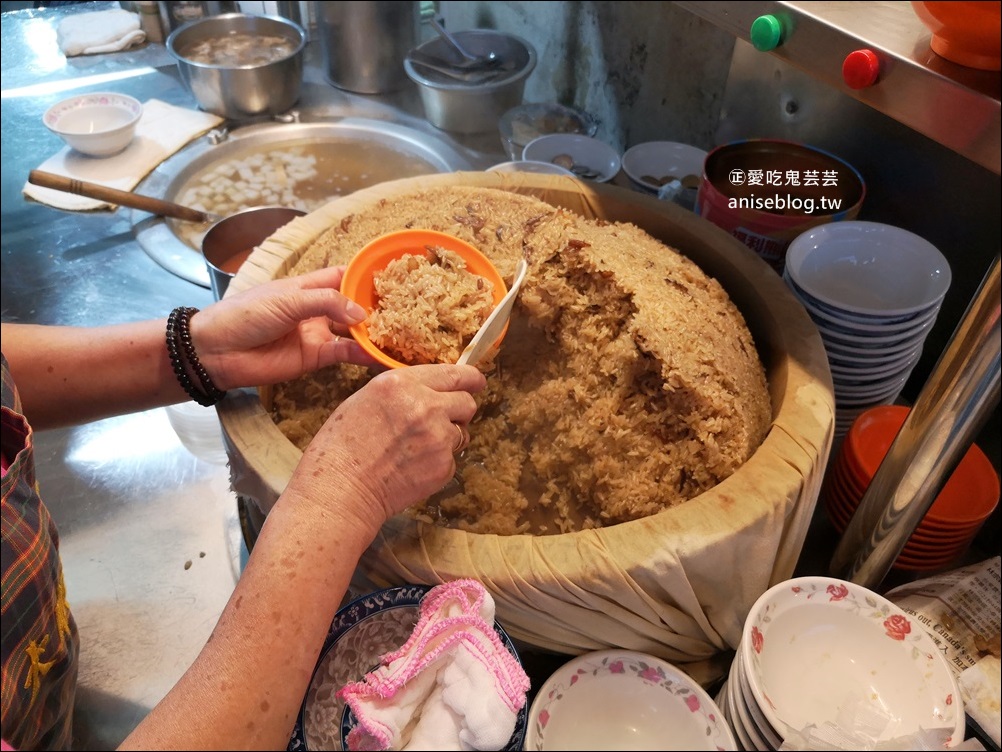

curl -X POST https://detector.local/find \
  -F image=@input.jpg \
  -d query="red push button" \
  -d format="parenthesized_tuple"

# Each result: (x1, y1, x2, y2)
(842, 49, 880, 89)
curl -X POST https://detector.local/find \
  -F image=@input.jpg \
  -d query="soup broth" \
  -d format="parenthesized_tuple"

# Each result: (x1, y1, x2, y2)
(170, 139, 442, 250)
(181, 33, 295, 66)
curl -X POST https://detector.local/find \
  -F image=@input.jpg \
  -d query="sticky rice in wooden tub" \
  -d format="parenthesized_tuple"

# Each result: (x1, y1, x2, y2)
(218, 172, 834, 685)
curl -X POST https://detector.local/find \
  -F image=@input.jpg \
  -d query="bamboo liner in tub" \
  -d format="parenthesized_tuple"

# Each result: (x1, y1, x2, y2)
(218, 171, 835, 686)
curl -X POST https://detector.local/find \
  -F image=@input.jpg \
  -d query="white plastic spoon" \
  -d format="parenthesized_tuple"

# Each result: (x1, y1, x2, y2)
(457, 259, 528, 367)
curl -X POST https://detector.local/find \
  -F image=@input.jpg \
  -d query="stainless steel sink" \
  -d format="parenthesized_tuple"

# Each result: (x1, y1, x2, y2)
(132, 118, 474, 287)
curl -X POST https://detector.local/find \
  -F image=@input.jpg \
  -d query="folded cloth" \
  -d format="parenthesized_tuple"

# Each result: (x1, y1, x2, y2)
(57, 9, 146, 57)
(23, 100, 224, 212)
(339, 580, 530, 751)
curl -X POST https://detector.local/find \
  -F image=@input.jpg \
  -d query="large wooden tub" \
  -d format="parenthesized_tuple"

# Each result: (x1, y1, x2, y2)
(218, 172, 834, 685)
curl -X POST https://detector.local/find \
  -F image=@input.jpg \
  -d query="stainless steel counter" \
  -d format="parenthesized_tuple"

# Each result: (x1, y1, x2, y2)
(0, 4, 504, 748)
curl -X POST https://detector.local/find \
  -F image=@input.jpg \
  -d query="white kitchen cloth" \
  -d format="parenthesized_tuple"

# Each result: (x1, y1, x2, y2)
(339, 579, 530, 751)
(57, 9, 146, 57)
(23, 99, 224, 212)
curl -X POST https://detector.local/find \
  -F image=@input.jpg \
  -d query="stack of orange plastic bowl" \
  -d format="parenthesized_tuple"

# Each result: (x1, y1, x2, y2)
(822, 405, 999, 572)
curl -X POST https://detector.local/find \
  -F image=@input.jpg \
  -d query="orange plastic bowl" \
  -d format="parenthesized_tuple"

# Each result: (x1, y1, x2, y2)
(845, 404, 1000, 527)
(911, 1, 1002, 71)
(341, 229, 508, 369)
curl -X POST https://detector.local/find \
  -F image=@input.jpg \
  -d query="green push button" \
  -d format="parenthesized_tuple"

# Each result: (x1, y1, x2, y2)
(750, 14, 784, 51)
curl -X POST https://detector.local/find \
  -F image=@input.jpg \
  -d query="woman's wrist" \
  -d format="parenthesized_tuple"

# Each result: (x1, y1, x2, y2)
(283, 449, 389, 544)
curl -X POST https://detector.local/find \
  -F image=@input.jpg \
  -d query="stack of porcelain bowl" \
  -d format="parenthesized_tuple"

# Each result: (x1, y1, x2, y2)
(526, 649, 737, 750)
(716, 576, 966, 750)
(783, 221, 951, 437)
(822, 404, 999, 573)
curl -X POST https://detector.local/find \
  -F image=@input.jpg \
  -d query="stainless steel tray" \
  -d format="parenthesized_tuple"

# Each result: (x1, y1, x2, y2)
(131, 118, 473, 286)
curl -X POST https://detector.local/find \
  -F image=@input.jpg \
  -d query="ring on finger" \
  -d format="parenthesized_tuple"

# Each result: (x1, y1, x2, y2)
(452, 422, 470, 454)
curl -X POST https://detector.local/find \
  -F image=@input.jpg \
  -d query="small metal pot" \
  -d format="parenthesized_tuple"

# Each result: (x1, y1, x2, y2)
(201, 206, 306, 300)
(404, 30, 537, 134)
(167, 13, 306, 120)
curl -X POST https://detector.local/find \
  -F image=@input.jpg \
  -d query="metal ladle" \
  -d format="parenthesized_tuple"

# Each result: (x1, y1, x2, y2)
(408, 51, 508, 84)
(431, 16, 500, 70)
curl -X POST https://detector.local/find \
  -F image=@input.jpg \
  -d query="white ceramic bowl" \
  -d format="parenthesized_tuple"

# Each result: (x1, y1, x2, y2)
(833, 378, 917, 409)
(832, 363, 912, 384)
(825, 340, 925, 368)
(732, 655, 783, 749)
(43, 92, 142, 157)
(727, 661, 779, 751)
(814, 314, 935, 348)
(785, 221, 951, 317)
(522, 133, 621, 182)
(722, 675, 759, 751)
(828, 349, 921, 380)
(525, 649, 736, 750)
(799, 291, 941, 335)
(784, 271, 939, 326)
(621, 141, 707, 193)
(741, 577, 965, 746)
(824, 335, 926, 359)
(289, 584, 527, 751)
(487, 159, 575, 176)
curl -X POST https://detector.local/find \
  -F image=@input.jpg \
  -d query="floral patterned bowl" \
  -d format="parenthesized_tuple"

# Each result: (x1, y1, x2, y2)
(524, 649, 736, 750)
(740, 577, 965, 746)
(43, 92, 142, 157)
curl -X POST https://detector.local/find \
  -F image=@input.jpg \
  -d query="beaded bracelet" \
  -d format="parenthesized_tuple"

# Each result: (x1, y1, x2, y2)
(166, 306, 227, 407)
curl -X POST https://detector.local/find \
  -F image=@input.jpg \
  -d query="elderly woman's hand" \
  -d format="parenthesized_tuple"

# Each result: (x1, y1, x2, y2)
(284, 362, 486, 529)
(284, 363, 487, 531)
(188, 267, 379, 390)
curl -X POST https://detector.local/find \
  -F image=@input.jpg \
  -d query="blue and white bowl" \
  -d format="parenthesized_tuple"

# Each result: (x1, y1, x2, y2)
(288, 584, 527, 751)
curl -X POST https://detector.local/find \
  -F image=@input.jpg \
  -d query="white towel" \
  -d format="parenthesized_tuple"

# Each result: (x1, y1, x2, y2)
(23, 100, 224, 212)
(339, 580, 530, 751)
(57, 9, 146, 57)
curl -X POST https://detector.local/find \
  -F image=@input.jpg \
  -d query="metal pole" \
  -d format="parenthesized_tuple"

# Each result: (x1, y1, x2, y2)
(830, 255, 1001, 587)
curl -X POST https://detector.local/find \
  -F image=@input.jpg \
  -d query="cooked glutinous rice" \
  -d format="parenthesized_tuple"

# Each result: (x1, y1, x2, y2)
(367, 246, 494, 365)
(270, 186, 772, 536)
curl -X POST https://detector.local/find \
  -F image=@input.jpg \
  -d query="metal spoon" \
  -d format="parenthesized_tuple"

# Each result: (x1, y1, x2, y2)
(27, 169, 220, 223)
(408, 52, 508, 84)
(431, 16, 500, 70)
(457, 259, 528, 367)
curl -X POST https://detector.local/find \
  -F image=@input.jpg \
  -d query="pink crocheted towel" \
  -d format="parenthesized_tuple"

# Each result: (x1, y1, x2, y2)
(338, 579, 530, 751)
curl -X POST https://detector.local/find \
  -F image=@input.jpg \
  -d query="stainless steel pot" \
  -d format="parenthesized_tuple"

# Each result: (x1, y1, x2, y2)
(167, 12, 306, 120)
(201, 206, 306, 300)
(403, 29, 537, 134)
(317, 1, 420, 94)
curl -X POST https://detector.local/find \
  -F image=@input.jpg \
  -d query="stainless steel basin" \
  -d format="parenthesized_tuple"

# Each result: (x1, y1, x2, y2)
(132, 118, 473, 286)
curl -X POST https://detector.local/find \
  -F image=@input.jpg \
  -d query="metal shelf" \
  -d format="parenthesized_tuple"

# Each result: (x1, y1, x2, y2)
(674, 1, 1001, 175)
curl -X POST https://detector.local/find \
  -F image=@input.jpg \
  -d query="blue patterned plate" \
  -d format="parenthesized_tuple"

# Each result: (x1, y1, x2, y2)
(288, 584, 527, 751)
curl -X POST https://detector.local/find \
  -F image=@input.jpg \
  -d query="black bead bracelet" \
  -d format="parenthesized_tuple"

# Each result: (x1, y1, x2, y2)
(166, 306, 227, 407)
